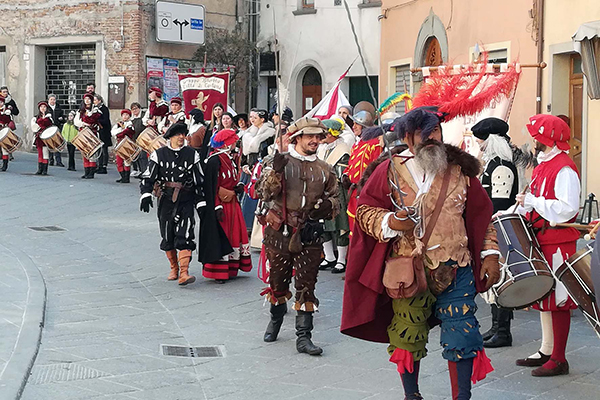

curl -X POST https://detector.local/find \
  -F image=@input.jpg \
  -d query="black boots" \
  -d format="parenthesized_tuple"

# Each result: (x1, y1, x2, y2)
(35, 162, 43, 175)
(484, 304, 513, 348)
(1, 158, 7, 171)
(295, 311, 323, 356)
(96, 165, 107, 174)
(81, 167, 95, 179)
(264, 303, 287, 342)
(482, 305, 499, 341)
(41, 163, 48, 176)
(116, 171, 130, 183)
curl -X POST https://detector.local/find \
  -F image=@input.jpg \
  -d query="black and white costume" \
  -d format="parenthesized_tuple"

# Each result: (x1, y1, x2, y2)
(481, 157, 519, 213)
(140, 144, 206, 251)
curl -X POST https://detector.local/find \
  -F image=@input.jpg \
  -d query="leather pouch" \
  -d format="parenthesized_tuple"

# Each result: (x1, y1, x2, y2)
(383, 256, 428, 299)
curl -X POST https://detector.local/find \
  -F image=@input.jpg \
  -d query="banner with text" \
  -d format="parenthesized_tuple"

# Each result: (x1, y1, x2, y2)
(178, 72, 230, 117)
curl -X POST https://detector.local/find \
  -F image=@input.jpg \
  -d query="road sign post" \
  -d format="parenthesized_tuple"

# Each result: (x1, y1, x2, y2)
(156, 1, 205, 45)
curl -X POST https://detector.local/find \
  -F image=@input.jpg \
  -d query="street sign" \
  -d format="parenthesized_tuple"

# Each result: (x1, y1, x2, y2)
(156, 1, 205, 45)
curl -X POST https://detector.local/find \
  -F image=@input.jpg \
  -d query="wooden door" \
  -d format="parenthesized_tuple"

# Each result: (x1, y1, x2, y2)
(302, 85, 321, 115)
(569, 54, 584, 173)
(424, 37, 443, 67)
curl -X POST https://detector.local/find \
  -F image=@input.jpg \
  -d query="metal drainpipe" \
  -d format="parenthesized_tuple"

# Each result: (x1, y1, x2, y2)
(536, 0, 544, 114)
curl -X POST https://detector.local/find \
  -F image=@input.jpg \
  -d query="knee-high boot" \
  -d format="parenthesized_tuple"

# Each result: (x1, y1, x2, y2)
(482, 304, 498, 341)
(178, 249, 196, 285)
(295, 311, 322, 356)
(264, 303, 287, 342)
(484, 307, 512, 348)
(400, 360, 422, 400)
(165, 250, 179, 280)
(449, 358, 473, 400)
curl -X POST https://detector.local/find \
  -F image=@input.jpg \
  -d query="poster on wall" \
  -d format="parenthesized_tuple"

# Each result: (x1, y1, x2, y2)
(178, 71, 230, 117)
(162, 59, 180, 101)
(146, 57, 164, 97)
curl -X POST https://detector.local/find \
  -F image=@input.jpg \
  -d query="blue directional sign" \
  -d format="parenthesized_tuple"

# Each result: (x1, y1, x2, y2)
(191, 19, 203, 30)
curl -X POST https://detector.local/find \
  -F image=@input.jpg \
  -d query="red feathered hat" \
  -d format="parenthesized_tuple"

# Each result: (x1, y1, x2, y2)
(211, 129, 238, 149)
(83, 92, 94, 102)
(170, 97, 182, 105)
(121, 109, 132, 116)
(526, 114, 571, 151)
(148, 86, 163, 96)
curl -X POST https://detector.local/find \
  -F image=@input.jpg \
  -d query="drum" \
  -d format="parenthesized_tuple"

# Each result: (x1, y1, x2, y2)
(115, 137, 142, 164)
(72, 127, 103, 160)
(492, 213, 555, 309)
(136, 127, 166, 154)
(556, 244, 600, 337)
(0, 127, 22, 153)
(40, 126, 66, 152)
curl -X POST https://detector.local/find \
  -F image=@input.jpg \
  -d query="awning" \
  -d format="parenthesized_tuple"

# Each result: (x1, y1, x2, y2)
(573, 21, 600, 99)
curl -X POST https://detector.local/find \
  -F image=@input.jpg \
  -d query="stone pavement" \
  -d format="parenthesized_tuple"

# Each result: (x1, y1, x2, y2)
(1, 151, 600, 400)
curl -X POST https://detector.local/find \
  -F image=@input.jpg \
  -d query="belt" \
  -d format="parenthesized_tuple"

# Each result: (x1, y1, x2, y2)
(163, 182, 191, 202)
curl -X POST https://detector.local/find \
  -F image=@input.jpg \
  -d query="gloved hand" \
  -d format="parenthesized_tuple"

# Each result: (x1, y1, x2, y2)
(234, 183, 245, 196)
(341, 174, 352, 192)
(480, 254, 501, 291)
(140, 196, 153, 213)
(300, 220, 325, 243)
(387, 210, 416, 232)
(272, 152, 288, 173)
(309, 199, 333, 220)
(215, 208, 225, 222)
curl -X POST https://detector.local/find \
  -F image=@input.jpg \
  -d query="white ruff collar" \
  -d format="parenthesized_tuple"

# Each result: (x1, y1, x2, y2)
(537, 146, 565, 164)
(289, 144, 317, 162)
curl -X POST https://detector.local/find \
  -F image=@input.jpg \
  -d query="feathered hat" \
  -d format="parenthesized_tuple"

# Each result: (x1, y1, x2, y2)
(211, 129, 238, 149)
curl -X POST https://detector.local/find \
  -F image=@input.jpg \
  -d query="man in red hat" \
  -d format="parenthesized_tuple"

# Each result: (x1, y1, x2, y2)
(508, 114, 581, 376)
(142, 87, 169, 130)
(111, 109, 136, 183)
(158, 97, 187, 135)
(199, 129, 252, 283)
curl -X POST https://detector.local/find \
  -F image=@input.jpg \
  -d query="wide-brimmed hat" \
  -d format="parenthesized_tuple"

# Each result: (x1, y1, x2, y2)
(164, 122, 188, 139)
(288, 117, 327, 140)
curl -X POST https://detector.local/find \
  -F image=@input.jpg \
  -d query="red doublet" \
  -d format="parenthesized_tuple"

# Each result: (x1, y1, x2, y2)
(202, 152, 252, 280)
(149, 101, 169, 118)
(344, 138, 382, 231)
(0, 112, 14, 129)
(528, 152, 579, 311)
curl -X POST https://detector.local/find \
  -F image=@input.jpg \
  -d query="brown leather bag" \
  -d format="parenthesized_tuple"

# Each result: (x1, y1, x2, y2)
(218, 187, 235, 203)
(383, 168, 452, 299)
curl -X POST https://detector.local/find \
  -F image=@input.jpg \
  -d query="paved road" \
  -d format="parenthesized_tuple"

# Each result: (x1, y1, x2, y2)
(1, 152, 600, 400)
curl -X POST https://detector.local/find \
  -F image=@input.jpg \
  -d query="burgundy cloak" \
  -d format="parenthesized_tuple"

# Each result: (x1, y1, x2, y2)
(340, 158, 493, 343)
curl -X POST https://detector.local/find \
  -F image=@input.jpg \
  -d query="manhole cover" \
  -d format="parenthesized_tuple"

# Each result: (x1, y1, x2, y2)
(28, 226, 67, 232)
(160, 345, 225, 358)
(29, 363, 109, 384)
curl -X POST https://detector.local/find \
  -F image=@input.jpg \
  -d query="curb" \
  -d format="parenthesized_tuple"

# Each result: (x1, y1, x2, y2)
(0, 245, 47, 400)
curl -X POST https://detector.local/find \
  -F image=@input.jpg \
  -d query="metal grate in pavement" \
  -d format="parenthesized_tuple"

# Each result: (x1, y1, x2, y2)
(160, 344, 225, 358)
(29, 363, 109, 384)
(27, 226, 67, 232)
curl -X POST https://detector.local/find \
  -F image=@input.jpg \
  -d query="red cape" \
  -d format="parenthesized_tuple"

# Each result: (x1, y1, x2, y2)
(341, 158, 493, 343)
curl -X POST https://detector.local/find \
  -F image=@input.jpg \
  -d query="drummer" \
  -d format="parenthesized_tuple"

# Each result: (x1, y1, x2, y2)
(499, 114, 581, 377)
(31, 101, 54, 176)
(157, 97, 187, 135)
(0, 95, 16, 172)
(74, 93, 102, 179)
(111, 109, 136, 184)
(142, 87, 169, 130)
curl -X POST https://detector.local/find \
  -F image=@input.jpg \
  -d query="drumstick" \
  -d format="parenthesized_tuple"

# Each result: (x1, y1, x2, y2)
(585, 221, 600, 241)
(510, 183, 530, 213)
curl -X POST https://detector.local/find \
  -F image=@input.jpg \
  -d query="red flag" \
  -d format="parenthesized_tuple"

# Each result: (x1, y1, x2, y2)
(178, 72, 230, 117)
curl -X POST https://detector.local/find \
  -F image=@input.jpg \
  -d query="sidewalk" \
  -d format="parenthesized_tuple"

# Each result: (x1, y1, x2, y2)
(1, 151, 600, 400)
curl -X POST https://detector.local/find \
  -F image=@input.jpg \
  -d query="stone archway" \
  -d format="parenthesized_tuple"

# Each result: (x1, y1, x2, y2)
(301, 67, 322, 115)
(413, 9, 449, 68)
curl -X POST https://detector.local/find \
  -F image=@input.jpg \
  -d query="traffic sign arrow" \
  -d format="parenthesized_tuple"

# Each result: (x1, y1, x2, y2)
(173, 18, 190, 40)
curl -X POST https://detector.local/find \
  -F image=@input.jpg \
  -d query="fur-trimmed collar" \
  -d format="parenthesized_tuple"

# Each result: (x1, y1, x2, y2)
(444, 144, 481, 178)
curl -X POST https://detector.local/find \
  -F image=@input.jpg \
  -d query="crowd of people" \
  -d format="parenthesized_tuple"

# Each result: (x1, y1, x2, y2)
(0, 84, 593, 400)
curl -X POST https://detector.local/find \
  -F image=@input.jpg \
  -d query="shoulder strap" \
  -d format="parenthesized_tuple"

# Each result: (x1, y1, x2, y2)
(421, 168, 452, 247)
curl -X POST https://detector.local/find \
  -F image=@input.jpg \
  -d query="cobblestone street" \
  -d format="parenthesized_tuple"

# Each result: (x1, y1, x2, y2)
(1, 152, 600, 400)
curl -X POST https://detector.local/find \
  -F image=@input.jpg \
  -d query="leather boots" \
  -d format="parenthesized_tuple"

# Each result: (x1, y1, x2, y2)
(296, 311, 323, 355)
(178, 249, 196, 285)
(264, 303, 287, 342)
(165, 250, 179, 280)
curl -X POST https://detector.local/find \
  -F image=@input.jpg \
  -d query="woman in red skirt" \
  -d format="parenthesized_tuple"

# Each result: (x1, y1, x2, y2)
(199, 129, 252, 283)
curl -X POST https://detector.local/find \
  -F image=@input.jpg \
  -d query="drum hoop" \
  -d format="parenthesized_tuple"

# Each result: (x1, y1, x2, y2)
(560, 260, 595, 297)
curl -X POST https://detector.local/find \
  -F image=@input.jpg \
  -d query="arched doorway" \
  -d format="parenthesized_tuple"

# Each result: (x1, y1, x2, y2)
(423, 37, 443, 67)
(302, 67, 322, 115)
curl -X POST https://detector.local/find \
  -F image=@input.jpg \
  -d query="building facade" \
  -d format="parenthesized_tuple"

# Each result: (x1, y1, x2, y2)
(542, 0, 600, 199)
(0, 0, 242, 145)
(379, 0, 539, 145)
(256, 0, 381, 116)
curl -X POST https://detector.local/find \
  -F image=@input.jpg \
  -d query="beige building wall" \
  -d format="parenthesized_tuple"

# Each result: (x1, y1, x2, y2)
(380, 0, 538, 147)
(542, 0, 600, 198)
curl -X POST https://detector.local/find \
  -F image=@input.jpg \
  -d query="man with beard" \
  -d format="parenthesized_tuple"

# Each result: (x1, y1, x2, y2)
(505, 115, 580, 377)
(341, 108, 501, 400)
(472, 117, 519, 349)
(256, 117, 339, 355)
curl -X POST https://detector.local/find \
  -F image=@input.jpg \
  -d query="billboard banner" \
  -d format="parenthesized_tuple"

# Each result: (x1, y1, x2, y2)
(178, 71, 230, 116)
